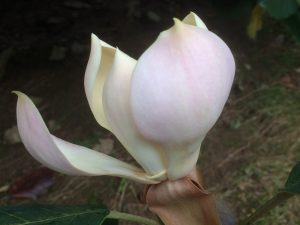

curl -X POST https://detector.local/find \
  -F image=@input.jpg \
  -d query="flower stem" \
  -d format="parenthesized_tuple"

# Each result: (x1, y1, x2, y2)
(106, 210, 160, 225)
(239, 191, 294, 225)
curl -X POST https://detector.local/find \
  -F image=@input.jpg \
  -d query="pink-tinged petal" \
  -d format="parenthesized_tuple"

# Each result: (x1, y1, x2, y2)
(182, 12, 208, 30)
(102, 49, 167, 180)
(14, 91, 159, 184)
(84, 34, 115, 131)
(131, 19, 235, 180)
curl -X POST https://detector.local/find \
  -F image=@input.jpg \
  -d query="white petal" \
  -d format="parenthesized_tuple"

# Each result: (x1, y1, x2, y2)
(102, 49, 167, 180)
(83, 34, 166, 180)
(84, 34, 114, 131)
(14, 91, 159, 184)
(182, 12, 208, 30)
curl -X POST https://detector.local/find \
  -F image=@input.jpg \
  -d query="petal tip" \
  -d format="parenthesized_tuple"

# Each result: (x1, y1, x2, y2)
(172, 17, 183, 27)
(182, 11, 208, 30)
(188, 11, 196, 16)
(90, 33, 100, 48)
(12, 90, 20, 95)
(12, 90, 25, 99)
(91, 33, 99, 42)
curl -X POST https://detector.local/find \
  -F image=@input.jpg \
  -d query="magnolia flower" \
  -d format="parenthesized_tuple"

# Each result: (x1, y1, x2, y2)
(14, 12, 235, 185)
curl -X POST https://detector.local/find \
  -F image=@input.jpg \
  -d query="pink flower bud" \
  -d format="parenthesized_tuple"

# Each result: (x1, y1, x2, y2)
(14, 12, 235, 183)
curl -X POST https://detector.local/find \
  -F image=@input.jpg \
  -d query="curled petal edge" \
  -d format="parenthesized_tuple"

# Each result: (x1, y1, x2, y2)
(84, 34, 117, 131)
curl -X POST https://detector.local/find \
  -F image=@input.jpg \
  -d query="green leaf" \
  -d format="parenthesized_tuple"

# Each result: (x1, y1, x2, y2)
(259, 0, 299, 19)
(0, 204, 111, 225)
(285, 11, 300, 42)
(284, 161, 300, 194)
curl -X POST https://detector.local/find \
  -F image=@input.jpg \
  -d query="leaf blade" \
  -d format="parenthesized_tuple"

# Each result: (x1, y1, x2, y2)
(284, 161, 300, 194)
(259, 0, 299, 19)
(284, 11, 300, 42)
(0, 204, 109, 225)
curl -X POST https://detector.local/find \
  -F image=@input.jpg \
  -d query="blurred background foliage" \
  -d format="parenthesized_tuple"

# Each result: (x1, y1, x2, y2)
(212, 0, 300, 41)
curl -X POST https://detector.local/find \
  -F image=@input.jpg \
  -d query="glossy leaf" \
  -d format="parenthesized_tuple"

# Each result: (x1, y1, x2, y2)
(0, 204, 112, 225)
(284, 161, 300, 194)
(260, 0, 299, 19)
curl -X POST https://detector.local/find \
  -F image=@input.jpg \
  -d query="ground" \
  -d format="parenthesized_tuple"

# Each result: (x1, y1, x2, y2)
(0, 0, 300, 224)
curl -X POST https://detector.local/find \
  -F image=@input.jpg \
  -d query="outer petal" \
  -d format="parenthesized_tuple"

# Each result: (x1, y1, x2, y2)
(102, 49, 167, 180)
(14, 91, 159, 184)
(131, 18, 235, 180)
(84, 34, 115, 131)
(182, 12, 208, 30)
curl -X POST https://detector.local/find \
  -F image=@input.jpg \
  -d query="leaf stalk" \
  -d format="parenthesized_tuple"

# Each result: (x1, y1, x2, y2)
(106, 210, 160, 225)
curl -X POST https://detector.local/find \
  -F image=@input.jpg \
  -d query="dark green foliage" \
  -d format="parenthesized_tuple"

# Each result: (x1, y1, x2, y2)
(102, 219, 118, 225)
(284, 162, 300, 194)
(258, 0, 300, 41)
(212, 0, 300, 42)
(285, 11, 300, 41)
(260, 0, 299, 19)
(0, 204, 111, 225)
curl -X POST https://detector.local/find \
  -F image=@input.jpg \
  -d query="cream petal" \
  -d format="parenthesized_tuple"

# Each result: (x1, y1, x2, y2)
(102, 49, 166, 180)
(84, 34, 115, 131)
(131, 19, 235, 180)
(182, 12, 208, 30)
(14, 91, 159, 184)
(164, 141, 202, 180)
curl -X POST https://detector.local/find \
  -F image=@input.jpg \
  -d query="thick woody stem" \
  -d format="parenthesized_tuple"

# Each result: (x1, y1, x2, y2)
(144, 168, 221, 225)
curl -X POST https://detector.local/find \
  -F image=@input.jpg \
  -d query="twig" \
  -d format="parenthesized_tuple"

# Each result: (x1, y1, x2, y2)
(0, 184, 9, 193)
(203, 144, 249, 176)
